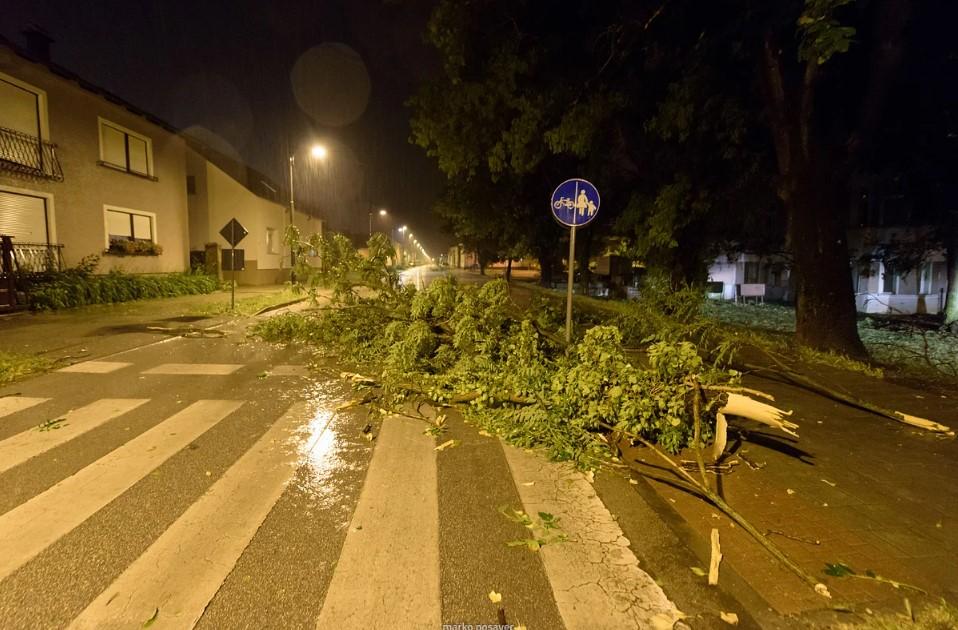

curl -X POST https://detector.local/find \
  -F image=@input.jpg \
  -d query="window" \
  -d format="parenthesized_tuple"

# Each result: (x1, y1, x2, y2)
(104, 206, 155, 245)
(0, 73, 48, 138)
(0, 73, 50, 171)
(98, 118, 153, 177)
(266, 227, 280, 255)
(880, 263, 896, 294)
(744, 262, 761, 284)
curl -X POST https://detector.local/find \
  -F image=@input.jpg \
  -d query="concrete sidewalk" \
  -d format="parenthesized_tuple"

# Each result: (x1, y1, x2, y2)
(0, 285, 298, 363)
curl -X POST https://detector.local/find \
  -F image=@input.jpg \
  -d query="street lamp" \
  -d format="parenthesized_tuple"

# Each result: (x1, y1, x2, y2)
(289, 143, 327, 232)
(288, 143, 327, 279)
(368, 207, 388, 237)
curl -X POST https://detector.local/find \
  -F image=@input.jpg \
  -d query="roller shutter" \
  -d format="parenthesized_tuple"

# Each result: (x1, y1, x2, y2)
(0, 191, 49, 243)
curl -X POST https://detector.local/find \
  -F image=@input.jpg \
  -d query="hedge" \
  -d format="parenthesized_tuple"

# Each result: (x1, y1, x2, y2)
(26, 271, 220, 310)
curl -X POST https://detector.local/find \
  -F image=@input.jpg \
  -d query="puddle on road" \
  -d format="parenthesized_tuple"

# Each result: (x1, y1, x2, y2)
(161, 315, 212, 323)
(285, 373, 370, 528)
(87, 321, 223, 338)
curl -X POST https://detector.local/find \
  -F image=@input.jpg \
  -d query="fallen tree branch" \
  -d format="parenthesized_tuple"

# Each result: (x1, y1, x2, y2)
(601, 419, 830, 597)
(742, 361, 954, 437)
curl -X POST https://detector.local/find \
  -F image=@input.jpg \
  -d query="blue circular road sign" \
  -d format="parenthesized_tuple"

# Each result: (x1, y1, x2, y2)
(551, 178, 600, 228)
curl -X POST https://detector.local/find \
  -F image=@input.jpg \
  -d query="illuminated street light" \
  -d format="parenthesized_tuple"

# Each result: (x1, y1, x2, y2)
(288, 142, 329, 280)
(368, 207, 388, 237)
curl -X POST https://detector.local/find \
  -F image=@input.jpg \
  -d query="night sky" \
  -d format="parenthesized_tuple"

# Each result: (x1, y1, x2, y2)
(2, 0, 449, 255)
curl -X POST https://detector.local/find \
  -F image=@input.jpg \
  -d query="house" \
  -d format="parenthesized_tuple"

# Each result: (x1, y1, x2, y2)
(447, 244, 477, 269)
(707, 254, 791, 303)
(185, 141, 323, 285)
(847, 226, 948, 315)
(1, 31, 325, 296)
(0, 32, 190, 277)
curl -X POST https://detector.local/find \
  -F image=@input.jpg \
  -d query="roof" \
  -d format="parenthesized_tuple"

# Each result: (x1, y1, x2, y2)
(0, 34, 181, 135)
(1, 32, 284, 205)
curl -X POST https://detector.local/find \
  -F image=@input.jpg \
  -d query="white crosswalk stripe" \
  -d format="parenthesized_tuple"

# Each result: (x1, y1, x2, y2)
(141, 363, 244, 375)
(0, 396, 49, 419)
(0, 398, 148, 474)
(315, 413, 441, 628)
(57, 361, 133, 374)
(0, 399, 242, 583)
(70, 401, 324, 629)
(1, 391, 678, 629)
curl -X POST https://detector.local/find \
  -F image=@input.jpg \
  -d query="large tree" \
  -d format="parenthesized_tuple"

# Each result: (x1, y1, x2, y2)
(411, 0, 929, 356)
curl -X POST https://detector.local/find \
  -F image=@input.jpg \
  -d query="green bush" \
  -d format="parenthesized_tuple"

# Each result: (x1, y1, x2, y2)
(26, 263, 219, 311)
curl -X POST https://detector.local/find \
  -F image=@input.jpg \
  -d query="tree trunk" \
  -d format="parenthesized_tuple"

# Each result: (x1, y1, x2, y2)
(786, 170, 867, 357)
(577, 229, 592, 296)
(505, 258, 513, 282)
(538, 251, 554, 287)
(761, 35, 866, 358)
(944, 211, 958, 328)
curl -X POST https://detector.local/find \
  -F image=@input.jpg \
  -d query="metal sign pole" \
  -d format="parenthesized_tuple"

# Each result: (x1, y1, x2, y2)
(551, 178, 599, 344)
(230, 248, 236, 311)
(230, 222, 236, 311)
(565, 224, 576, 343)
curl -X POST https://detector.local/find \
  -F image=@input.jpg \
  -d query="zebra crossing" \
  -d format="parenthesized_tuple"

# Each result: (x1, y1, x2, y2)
(0, 358, 682, 629)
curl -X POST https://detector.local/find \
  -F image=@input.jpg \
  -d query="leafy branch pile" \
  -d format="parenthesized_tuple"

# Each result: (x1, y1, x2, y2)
(260, 232, 835, 594)
(262, 232, 764, 463)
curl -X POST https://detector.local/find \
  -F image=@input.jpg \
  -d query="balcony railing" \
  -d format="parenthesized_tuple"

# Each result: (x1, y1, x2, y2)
(10, 241, 64, 272)
(0, 126, 64, 181)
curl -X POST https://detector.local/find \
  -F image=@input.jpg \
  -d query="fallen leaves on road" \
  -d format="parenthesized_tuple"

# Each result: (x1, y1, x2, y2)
(434, 439, 460, 451)
(36, 417, 67, 432)
(142, 607, 159, 627)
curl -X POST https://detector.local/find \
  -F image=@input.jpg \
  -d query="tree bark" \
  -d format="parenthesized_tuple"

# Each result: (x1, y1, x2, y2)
(786, 168, 867, 357)
(761, 34, 866, 358)
(505, 257, 513, 282)
(538, 251, 554, 287)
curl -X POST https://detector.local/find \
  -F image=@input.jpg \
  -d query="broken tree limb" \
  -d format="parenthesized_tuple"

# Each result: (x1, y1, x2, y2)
(702, 385, 775, 401)
(742, 361, 954, 437)
(720, 393, 799, 438)
(600, 419, 829, 597)
(708, 528, 722, 586)
(691, 384, 710, 490)
(712, 412, 729, 462)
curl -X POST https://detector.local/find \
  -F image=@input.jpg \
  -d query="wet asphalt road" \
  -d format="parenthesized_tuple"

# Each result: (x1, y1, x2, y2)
(0, 309, 582, 629)
(0, 315, 377, 628)
(0, 290, 739, 629)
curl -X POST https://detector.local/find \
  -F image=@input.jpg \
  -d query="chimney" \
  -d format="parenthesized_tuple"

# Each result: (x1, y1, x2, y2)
(22, 26, 54, 63)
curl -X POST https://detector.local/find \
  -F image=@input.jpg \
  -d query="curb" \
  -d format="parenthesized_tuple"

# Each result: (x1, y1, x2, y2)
(253, 297, 308, 316)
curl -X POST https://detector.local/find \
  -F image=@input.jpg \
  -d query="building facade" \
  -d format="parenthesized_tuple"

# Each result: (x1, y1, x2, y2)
(707, 254, 792, 303)
(0, 39, 190, 275)
(186, 145, 300, 285)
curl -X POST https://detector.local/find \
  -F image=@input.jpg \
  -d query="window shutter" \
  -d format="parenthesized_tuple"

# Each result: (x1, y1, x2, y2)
(101, 124, 127, 168)
(0, 79, 40, 136)
(107, 210, 132, 239)
(128, 136, 149, 174)
(132, 213, 152, 240)
(0, 191, 48, 243)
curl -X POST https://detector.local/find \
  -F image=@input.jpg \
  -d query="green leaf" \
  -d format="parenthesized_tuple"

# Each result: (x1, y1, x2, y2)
(143, 607, 159, 628)
(824, 562, 855, 577)
(690, 566, 707, 577)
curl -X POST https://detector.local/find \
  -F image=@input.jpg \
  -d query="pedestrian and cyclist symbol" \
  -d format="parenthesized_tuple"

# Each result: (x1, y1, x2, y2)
(549, 177, 601, 343)
(551, 178, 600, 227)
